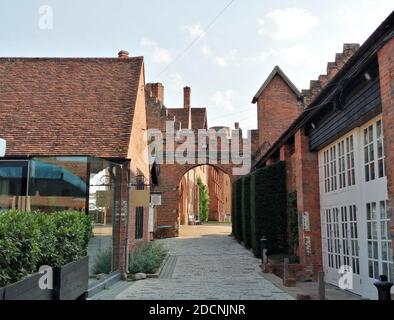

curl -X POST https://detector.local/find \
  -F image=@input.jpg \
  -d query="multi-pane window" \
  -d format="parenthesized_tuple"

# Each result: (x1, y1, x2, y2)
(367, 202, 380, 280)
(364, 125, 375, 182)
(325, 205, 360, 275)
(324, 151, 330, 193)
(346, 136, 356, 186)
(379, 201, 394, 282)
(349, 205, 360, 275)
(323, 134, 355, 193)
(376, 120, 385, 179)
(330, 147, 337, 192)
(326, 209, 334, 268)
(338, 141, 346, 189)
(364, 120, 386, 182)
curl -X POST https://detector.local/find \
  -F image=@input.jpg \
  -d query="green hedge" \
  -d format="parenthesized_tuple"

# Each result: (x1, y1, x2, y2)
(233, 178, 243, 242)
(0, 210, 93, 287)
(241, 175, 252, 248)
(250, 161, 288, 257)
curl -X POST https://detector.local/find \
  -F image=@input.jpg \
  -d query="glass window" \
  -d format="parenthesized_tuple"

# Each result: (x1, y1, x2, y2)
(0, 161, 28, 210)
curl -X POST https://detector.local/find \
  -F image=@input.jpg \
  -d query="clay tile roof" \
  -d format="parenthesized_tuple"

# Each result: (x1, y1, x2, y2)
(167, 108, 190, 129)
(0, 57, 144, 158)
(191, 108, 207, 130)
(252, 65, 301, 103)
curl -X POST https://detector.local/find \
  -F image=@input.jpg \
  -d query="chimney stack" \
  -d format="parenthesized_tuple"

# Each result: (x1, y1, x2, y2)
(118, 50, 130, 59)
(183, 86, 191, 110)
(147, 83, 164, 105)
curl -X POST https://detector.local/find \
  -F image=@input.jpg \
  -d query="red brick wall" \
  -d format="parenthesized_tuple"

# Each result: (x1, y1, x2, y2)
(257, 74, 302, 148)
(378, 37, 394, 251)
(294, 129, 322, 278)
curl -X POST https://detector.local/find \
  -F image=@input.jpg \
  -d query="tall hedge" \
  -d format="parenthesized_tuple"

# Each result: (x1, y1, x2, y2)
(250, 161, 288, 257)
(232, 178, 243, 242)
(241, 175, 252, 248)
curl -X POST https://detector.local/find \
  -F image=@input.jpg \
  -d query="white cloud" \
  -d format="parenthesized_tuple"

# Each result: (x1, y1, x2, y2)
(258, 8, 319, 40)
(169, 73, 185, 92)
(141, 38, 172, 64)
(215, 49, 238, 67)
(257, 45, 318, 66)
(211, 90, 236, 112)
(183, 23, 206, 39)
(282, 45, 318, 65)
(337, 0, 393, 43)
(259, 48, 278, 62)
(201, 46, 238, 67)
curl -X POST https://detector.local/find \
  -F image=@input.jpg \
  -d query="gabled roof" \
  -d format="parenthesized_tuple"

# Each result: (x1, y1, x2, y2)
(252, 65, 302, 103)
(167, 107, 208, 130)
(191, 108, 207, 130)
(167, 108, 190, 129)
(0, 57, 144, 158)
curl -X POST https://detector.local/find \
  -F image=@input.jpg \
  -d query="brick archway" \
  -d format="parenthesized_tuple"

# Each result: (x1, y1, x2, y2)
(154, 162, 235, 238)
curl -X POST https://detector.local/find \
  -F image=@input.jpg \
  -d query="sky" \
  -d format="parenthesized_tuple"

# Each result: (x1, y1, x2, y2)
(0, 0, 393, 131)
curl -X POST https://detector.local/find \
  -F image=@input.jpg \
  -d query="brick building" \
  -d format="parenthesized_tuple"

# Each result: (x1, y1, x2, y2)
(145, 85, 237, 236)
(249, 12, 394, 299)
(0, 51, 151, 281)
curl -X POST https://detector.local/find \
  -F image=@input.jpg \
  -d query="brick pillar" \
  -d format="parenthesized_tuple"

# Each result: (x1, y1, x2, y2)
(378, 37, 394, 253)
(113, 164, 129, 275)
(294, 128, 322, 279)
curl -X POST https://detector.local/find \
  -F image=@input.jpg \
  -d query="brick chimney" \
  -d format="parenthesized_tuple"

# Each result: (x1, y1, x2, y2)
(184, 86, 191, 110)
(147, 83, 164, 105)
(118, 50, 130, 59)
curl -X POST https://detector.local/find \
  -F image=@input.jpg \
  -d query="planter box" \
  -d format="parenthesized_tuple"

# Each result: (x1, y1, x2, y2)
(1, 256, 89, 300)
(2, 273, 53, 300)
(53, 256, 89, 300)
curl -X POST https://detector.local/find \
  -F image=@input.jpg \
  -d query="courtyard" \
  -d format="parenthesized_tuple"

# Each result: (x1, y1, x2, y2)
(91, 224, 293, 300)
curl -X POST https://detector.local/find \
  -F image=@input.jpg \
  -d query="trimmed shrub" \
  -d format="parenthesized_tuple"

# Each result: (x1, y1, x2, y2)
(92, 247, 113, 275)
(128, 242, 168, 274)
(287, 192, 299, 256)
(0, 210, 93, 287)
(231, 180, 237, 237)
(241, 175, 252, 248)
(233, 178, 243, 242)
(0, 211, 40, 287)
(250, 161, 288, 257)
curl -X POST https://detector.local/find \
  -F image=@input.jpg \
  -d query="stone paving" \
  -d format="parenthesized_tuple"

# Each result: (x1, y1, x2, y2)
(93, 224, 294, 300)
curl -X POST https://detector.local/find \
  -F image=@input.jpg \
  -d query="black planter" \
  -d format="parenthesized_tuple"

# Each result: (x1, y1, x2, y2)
(53, 256, 89, 300)
(1, 256, 89, 300)
(2, 273, 53, 300)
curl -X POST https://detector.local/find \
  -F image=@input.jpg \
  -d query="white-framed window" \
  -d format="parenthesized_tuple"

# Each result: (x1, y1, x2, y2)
(323, 133, 356, 194)
(363, 119, 386, 182)
(346, 136, 356, 186)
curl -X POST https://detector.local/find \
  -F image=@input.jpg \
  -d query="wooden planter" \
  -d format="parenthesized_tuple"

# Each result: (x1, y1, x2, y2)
(1, 256, 89, 300)
(53, 256, 89, 300)
(2, 273, 53, 300)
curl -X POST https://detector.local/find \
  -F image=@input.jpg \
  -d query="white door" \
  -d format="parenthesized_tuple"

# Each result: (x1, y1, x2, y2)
(359, 118, 393, 299)
(319, 115, 393, 299)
